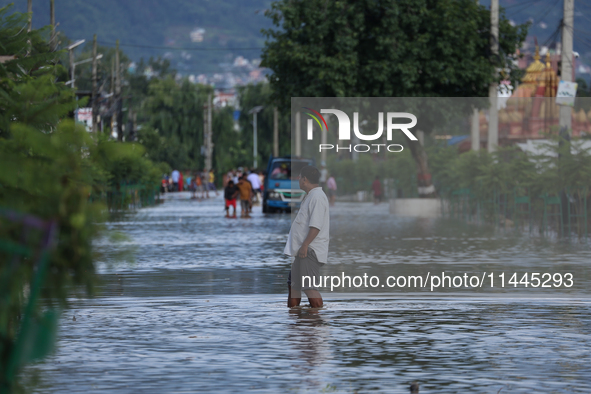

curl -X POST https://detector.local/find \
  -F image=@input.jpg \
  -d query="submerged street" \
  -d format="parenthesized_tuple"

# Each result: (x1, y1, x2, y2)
(23, 195, 591, 393)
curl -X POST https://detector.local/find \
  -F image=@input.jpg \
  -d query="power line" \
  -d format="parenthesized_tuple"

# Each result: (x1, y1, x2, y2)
(96, 41, 263, 51)
(574, 36, 591, 51)
(541, 20, 562, 47)
(574, 5, 591, 25)
(532, 0, 560, 23)
(501, 0, 540, 10)
(506, 0, 546, 17)
(572, 29, 591, 48)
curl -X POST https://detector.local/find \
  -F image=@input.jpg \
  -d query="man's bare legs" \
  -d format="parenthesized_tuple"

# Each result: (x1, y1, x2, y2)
(287, 284, 301, 308)
(304, 289, 323, 308)
(287, 285, 323, 308)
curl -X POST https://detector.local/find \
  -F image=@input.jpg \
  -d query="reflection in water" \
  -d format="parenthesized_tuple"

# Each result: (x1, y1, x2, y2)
(19, 195, 591, 393)
(288, 308, 330, 385)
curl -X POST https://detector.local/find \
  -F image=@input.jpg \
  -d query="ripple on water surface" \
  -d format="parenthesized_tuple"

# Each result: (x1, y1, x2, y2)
(22, 195, 591, 393)
(24, 296, 591, 393)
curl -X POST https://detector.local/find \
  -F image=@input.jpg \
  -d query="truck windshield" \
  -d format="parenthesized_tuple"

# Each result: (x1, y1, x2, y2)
(269, 160, 311, 180)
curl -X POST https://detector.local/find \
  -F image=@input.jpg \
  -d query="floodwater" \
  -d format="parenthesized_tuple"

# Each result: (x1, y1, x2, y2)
(22, 193, 591, 393)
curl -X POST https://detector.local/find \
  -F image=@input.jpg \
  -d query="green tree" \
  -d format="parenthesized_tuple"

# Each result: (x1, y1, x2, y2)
(0, 5, 70, 136)
(138, 77, 212, 169)
(0, 7, 162, 390)
(261, 0, 528, 196)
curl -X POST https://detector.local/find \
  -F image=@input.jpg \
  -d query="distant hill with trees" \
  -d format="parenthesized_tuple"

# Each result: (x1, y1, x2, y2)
(2, 0, 589, 78)
(2, 0, 273, 75)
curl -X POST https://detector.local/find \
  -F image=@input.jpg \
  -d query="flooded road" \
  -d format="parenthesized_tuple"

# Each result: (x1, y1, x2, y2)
(23, 194, 591, 393)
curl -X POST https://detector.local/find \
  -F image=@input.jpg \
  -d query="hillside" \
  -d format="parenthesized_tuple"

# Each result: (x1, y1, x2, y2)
(3, 0, 273, 76)
(3, 0, 590, 80)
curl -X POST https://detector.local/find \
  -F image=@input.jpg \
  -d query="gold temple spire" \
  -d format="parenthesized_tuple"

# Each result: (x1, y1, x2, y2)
(522, 45, 545, 86)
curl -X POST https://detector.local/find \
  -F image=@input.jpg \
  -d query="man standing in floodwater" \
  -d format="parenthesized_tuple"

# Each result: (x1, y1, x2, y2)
(284, 165, 329, 308)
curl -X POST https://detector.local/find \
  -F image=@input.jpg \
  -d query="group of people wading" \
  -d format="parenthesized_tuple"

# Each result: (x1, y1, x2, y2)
(223, 168, 264, 218)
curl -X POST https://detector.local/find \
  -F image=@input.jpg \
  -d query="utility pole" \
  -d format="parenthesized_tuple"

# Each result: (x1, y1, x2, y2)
(321, 123, 327, 165)
(559, 0, 574, 230)
(273, 107, 279, 157)
(249, 106, 264, 169)
(295, 111, 301, 157)
(206, 93, 213, 171)
(50, 0, 56, 51)
(110, 58, 114, 95)
(69, 46, 74, 89)
(92, 35, 98, 133)
(27, 0, 32, 32)
(253, 111, 258, 168)
(471, 108, 480, 151)
(203, 101, 208, 169)
(559, 0, 574, 134)
(115, 40, 123, 141)
(109, 57, 114, 136)
(470, 0, 480, 152)
(488, 0, 499, 153)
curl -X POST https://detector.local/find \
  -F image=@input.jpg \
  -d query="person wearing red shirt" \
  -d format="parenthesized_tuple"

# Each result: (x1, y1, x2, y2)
(372, 176, 382, 204)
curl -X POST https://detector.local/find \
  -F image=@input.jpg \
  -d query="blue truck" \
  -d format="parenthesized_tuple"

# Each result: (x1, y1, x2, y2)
(262, 156, 314, 213)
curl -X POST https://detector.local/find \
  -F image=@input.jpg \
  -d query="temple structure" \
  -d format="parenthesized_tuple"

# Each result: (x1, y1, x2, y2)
(475, 46, 591, 147)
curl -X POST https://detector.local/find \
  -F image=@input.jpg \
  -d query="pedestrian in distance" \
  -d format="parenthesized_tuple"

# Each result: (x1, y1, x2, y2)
(372, 176, 382, 204)
(224, 180, 239, 218)
(243, 173, 254, 213)
(195, 173, 204, 199)
(202, 170, 210, 198)
(161, 174, 168, 194)
(236, 174, 253, 218)
(171, 169, 180, 192)
(326, 174, 337, 206)
(190, 173, 199, 199)
(285, 165, 330, 309)
(258, 170, 265, 193)
(185, 174, 192, 193)
(208, 169, 219, 196)
(247, 169, 262, 205)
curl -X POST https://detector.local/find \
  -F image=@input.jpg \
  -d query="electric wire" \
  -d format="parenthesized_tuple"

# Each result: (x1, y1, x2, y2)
(501, 0, 541, 10)
(541, 20, 562, 47)
(532, 0, 561, 23)
(574, 5, 591, 25)
(96, 41, 263, 51)
(506, 1, 542, 17)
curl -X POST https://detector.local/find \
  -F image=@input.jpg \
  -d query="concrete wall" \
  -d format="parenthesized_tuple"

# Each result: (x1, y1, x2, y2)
(389, 198, 443, 218)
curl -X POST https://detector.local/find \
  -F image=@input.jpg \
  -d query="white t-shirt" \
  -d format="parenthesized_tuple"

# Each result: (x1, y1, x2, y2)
(247, 173, 261, 189)
(171, 170, 180, 183)
(284, 187, 330, 262)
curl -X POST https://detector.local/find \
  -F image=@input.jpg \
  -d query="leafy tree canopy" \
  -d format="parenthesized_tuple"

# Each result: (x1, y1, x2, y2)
(262, 0, 528, 110)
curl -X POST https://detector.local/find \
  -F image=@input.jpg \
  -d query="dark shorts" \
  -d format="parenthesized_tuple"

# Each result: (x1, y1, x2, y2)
(288, 248, 325, 298)
(240, 199, 249, 210)
(328, 189, 336, 198)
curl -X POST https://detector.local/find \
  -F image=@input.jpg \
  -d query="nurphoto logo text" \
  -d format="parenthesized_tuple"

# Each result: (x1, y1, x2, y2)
(302, 108, 417, 153)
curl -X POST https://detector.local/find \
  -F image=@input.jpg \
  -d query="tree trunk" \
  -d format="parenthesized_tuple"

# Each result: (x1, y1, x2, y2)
(407, 137, 437, 198)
